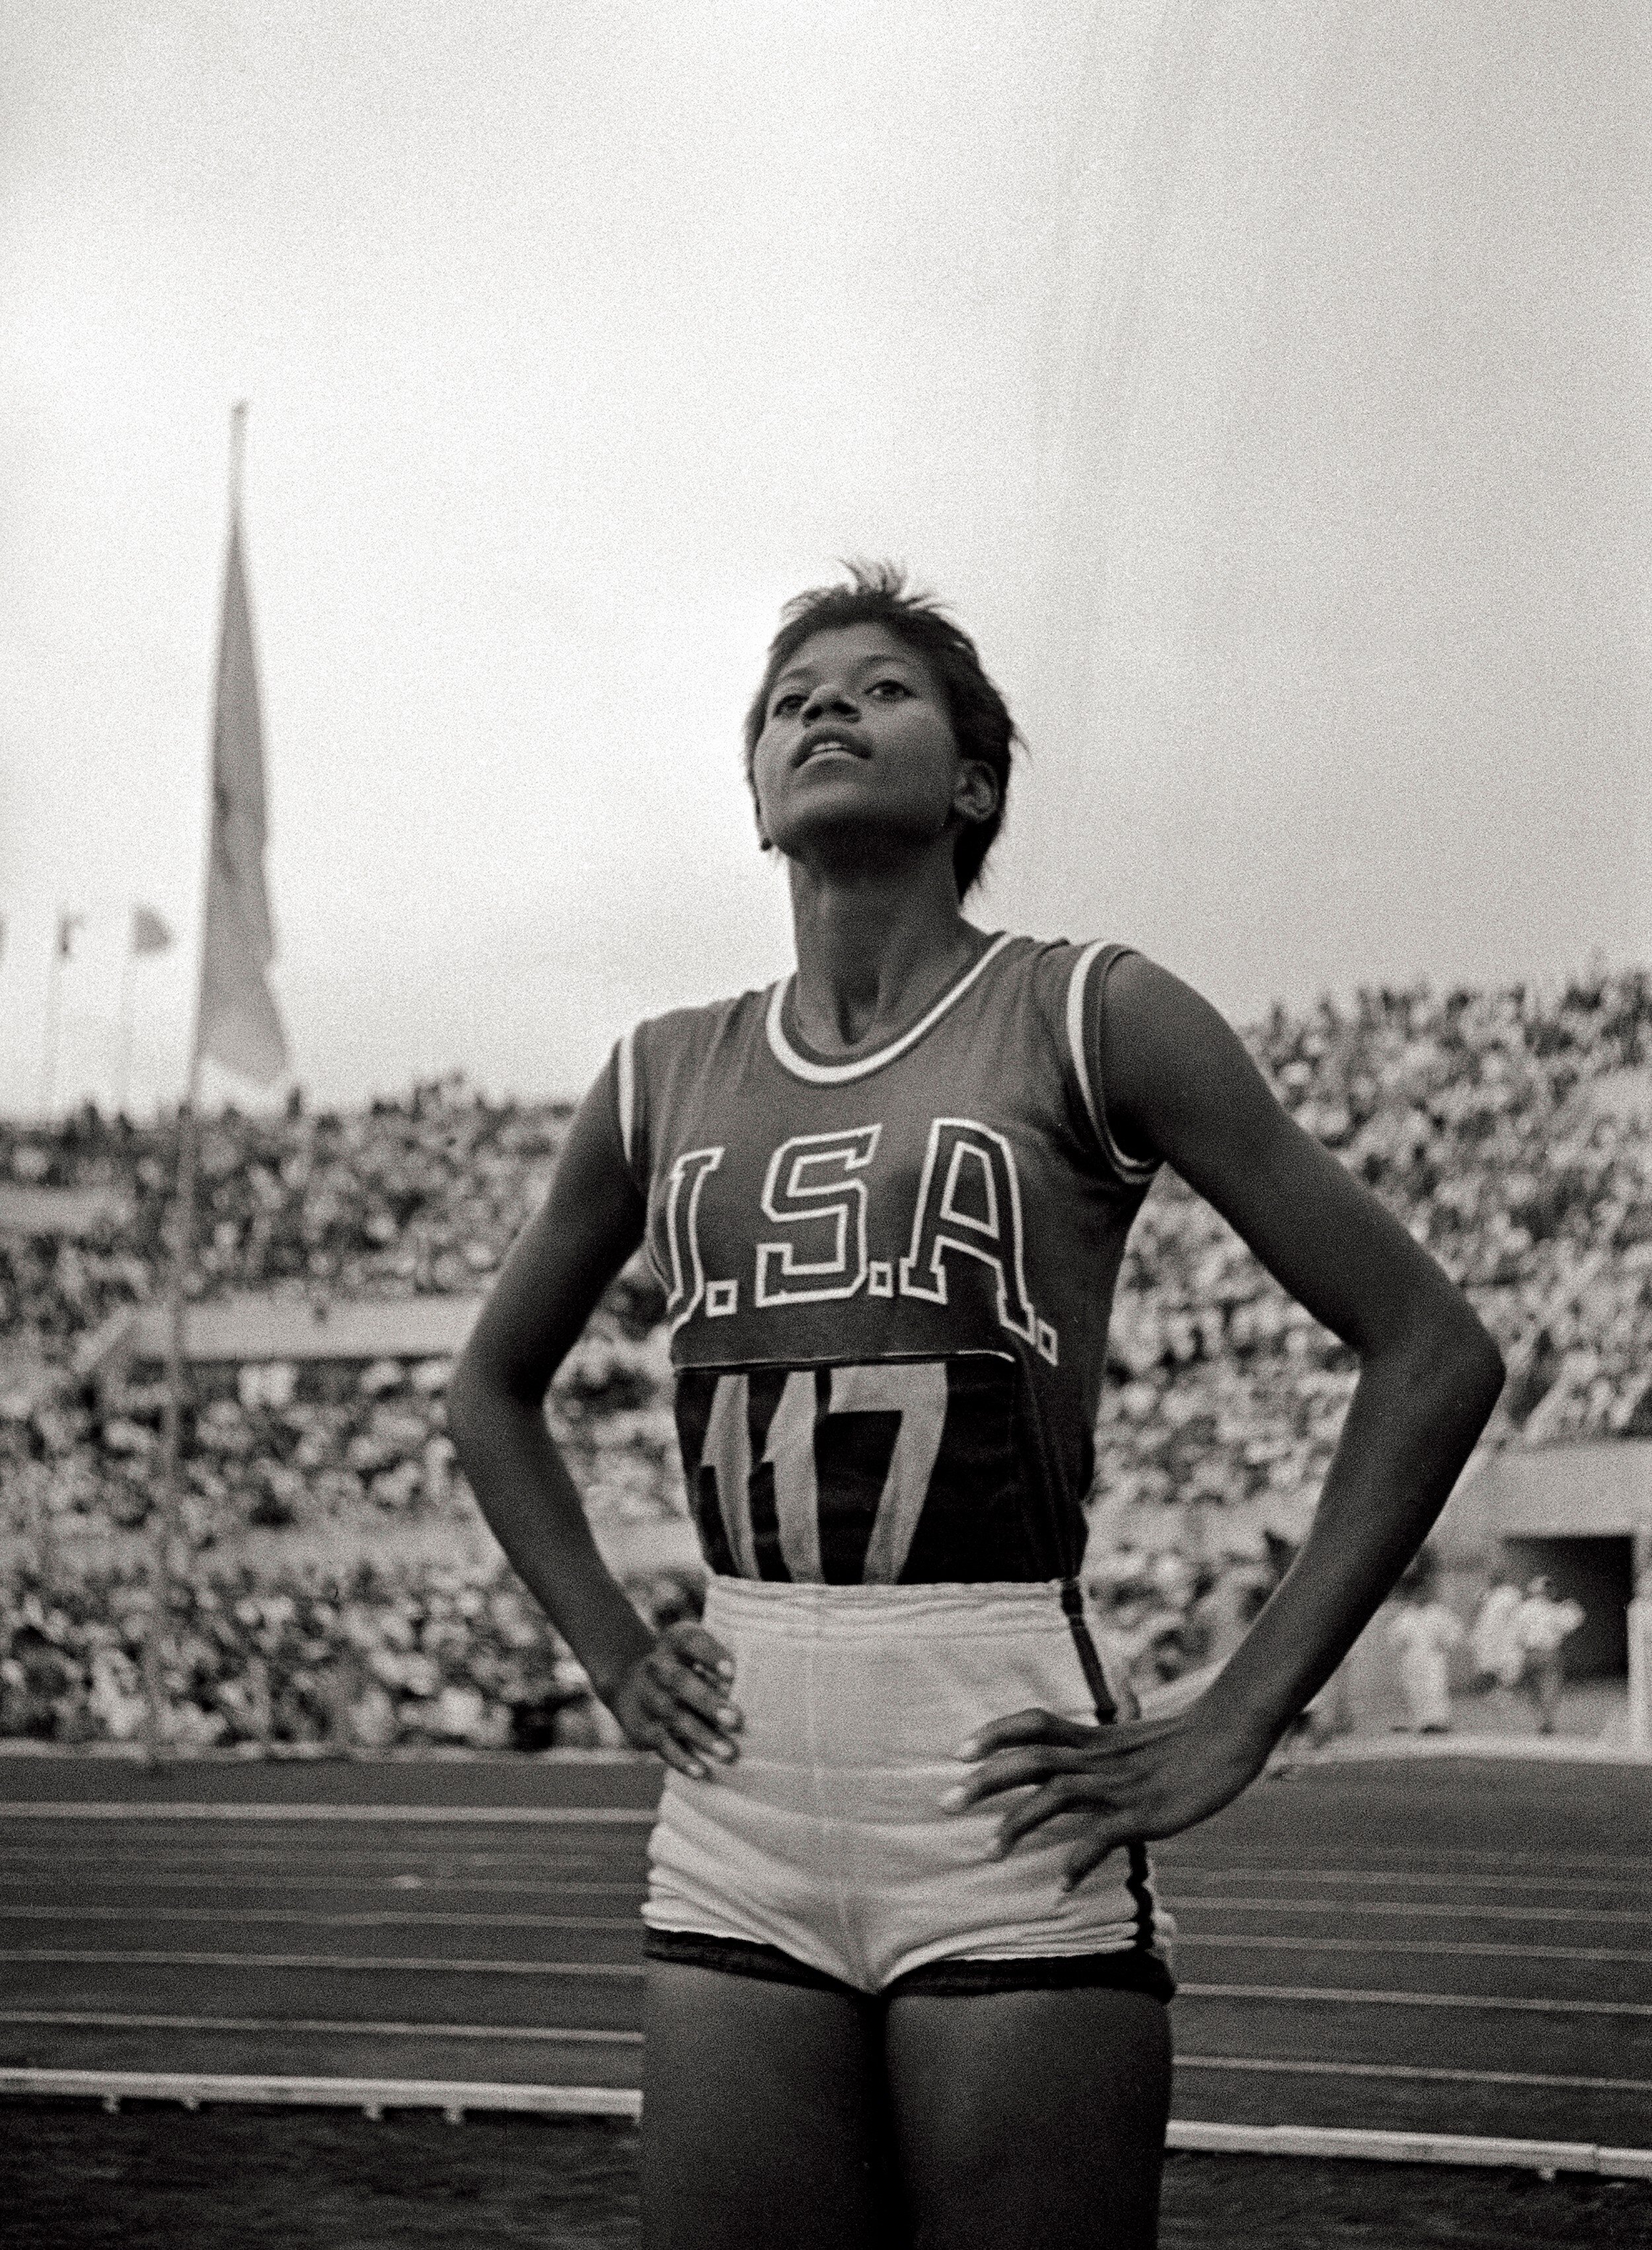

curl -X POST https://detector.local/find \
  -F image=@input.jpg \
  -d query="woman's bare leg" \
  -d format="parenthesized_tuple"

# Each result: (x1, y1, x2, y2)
(883, 1986, 1172, 2250)
(642, 1961, 898, 2250)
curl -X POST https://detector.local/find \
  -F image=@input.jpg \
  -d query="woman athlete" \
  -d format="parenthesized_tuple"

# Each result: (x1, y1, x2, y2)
(449, 565, 1504, 2249)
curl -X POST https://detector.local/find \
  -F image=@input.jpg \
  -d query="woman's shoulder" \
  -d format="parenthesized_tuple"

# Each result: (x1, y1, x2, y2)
(1006, 936, 1204, 1033)
(623, 982, 772, 1050)
(609, 985, 774, 1181)
(997, 932, 1161, 1018)
(993, 937, 1164, 1184)
(1004, 932, 1149, 973)
(617, 985, 775, 1098)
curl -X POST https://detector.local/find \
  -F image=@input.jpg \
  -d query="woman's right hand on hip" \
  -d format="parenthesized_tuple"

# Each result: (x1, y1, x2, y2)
(610, 1622, 743, 1779)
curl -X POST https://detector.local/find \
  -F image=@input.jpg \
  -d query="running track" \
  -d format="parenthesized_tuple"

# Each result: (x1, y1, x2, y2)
(3, 1751, 1649, 2152)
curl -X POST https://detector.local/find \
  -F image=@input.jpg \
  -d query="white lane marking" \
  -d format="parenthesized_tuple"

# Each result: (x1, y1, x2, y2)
(0, 1803, 655, 1825)
(24, 1911, 1639, 1970)
(1178, 2052, 1652, 2094)
(1182, 1982, 1652, 2016)
(7, 1859, 1643, 1912)
(9, 1953, 1647, 2011)
(5, 2011, 1639, 2096)
(0, 1907, 638, 1932)
(1162, 1847, 1652, 1877)
(1178, 1932, 1652, 1967)
(13, 1898, 1645, 1967)
(3, 1949, 643, 1976)
(0, 2068, 642, 2122)
(1168, 1893, 1652, 1924)
(8, 2011, 1644, 2103)
(1164, 1866, 1652, 1898)
(1166, 2122, 1652, 2179)
(0, 2009, 640, 2042)
(0, 1854, 639, 1871)
(0, 1869, 644, 1898)
(9, 1817, 1638, 1861)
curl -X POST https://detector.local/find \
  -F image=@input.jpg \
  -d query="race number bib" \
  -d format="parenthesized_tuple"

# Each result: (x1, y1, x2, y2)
(672, 1352, 1047, 1584)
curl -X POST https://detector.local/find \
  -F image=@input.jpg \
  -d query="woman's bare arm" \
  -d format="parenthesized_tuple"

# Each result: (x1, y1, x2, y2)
(446, 1072, 741, 1778)
(949, 956, 1503, 1877)
(1104, 955, 1503, 1739)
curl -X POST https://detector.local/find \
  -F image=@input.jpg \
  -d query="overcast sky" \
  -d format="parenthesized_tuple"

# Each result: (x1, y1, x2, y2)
(3, 1, 1647, 1119)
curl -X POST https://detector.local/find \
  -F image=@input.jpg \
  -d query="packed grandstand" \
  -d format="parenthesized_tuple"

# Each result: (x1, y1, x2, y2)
(3, 966, 1649, 1748)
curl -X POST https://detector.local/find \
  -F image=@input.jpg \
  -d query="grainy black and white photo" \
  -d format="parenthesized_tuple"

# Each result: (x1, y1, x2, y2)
(2, 6, 1650, 2246)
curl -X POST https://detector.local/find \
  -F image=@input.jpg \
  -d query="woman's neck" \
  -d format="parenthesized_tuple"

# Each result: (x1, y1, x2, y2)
(785, 853, 990, 1056)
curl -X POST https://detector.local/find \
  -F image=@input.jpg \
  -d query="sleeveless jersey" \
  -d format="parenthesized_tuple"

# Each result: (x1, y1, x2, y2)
(609, 933, 1157, 1586)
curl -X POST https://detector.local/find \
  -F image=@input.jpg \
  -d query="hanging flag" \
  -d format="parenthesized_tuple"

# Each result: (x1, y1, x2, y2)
(130, 905, 174, 957)
(196, 501, 287, 1084)
(56, 911, 83, 960)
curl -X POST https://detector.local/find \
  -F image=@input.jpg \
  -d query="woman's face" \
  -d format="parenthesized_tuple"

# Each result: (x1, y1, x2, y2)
(749, 622, 995, 878)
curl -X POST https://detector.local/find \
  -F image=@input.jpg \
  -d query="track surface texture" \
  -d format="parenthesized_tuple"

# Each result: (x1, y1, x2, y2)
(6, 2107, 1652, 2250)
(4, 1748, 1649, 2147)
(5, 1748, 1652, 2245)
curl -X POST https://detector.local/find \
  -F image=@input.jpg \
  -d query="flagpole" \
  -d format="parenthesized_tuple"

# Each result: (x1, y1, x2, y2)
(143, 404, 248, 1762)
(116, 923, 135, 1118)
(38, 915, 65, 1120)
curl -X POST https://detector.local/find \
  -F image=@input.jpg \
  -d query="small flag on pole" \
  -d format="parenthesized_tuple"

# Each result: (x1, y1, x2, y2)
(196, 470, 287, 1085)
(130, 905, 174, 957)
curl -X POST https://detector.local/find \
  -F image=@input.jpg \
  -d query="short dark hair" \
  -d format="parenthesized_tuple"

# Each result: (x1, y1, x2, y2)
(743, 560, 1018, 899)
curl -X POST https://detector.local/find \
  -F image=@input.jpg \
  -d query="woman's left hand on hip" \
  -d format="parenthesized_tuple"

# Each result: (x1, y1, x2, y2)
(940, 1703, 1273, 1890)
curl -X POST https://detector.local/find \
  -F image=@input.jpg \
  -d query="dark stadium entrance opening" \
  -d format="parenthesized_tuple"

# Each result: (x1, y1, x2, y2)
(1501, 1536, 1632, 1678)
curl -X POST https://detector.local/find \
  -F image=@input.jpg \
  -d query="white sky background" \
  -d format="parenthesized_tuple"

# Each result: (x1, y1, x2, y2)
(1, 1, 1647, 1117)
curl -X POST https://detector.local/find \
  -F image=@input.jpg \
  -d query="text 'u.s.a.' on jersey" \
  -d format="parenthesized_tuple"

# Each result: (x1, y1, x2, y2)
(616, 937, 1157, 1586)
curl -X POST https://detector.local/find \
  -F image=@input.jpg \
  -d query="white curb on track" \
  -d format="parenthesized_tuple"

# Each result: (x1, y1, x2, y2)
(1166, 2120, 1652, 2179)
(1314, 1735, 1652, 1766)
(3, 2069, 1651, 2179)
(0, 2069, 638, 2122)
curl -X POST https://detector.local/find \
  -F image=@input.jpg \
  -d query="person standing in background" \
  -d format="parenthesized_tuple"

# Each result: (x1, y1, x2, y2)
(1512, 1575, 1585, 1735)
(1388, 1551, 1463, 1734)
(1470, 1569, 1524, 1696)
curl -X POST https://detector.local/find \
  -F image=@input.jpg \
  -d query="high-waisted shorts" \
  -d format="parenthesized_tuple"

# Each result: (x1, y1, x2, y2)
(642, 1576, 1175, 2000)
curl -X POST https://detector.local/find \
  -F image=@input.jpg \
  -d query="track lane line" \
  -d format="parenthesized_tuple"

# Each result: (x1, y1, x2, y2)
(1176, 1933, 1652, 1967)
(0, 1870, 645, 1898)
(12, 1868, 1648, 1921)
(2, 1949, 644, 1976)
(94, 1850, 1623, 1885)
(1162, 1848, 1652, 1877)
(1176, 2054, 1652, 2094)
(0, 1803, 656, 1825)
(10, 1952, 1652, 2013)
(0, 2009, 640, 2042)
(30, 1817, 1645, 1859)
(1167, 1893, 1652, 1924)
(1179, 1982, 1652, 2016)
(0, 1908, 640, 1933)
(7, 2012, 1646, 2101)
(13, 1910, 1651, 1969)
(0, 2070, 642, 2122)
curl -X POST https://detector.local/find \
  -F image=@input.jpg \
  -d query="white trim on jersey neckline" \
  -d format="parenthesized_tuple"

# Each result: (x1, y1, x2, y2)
(765, 930, 1016, 1085)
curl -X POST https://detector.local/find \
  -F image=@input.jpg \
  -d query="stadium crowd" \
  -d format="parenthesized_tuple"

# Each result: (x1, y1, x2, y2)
(3, 968, 1651, 1744)
(0, 1556, 701, 1752)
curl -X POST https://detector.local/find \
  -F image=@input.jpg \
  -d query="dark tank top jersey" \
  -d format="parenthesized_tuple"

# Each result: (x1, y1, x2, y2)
(609, 934, 1157, 1586)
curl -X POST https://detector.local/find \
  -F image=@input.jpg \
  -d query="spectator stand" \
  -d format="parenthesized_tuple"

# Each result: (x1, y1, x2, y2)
(5, 979, 1652, 1752)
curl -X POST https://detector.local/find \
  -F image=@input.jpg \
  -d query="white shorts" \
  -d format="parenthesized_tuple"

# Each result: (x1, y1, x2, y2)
(642, 1576, 1175, 2000)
